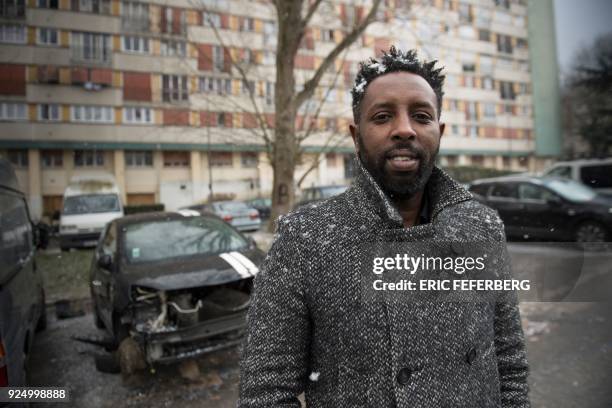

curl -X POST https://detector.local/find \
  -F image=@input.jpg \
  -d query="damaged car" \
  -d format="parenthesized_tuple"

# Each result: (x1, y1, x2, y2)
(89, 210, 263, 372)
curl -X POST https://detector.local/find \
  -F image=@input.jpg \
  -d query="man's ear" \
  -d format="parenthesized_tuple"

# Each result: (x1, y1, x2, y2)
(439, 122, 446, 139)
(349, 122, 359, 153)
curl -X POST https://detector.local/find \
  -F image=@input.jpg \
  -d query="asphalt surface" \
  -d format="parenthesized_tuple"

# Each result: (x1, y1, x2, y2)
(28, 243, 612, 407)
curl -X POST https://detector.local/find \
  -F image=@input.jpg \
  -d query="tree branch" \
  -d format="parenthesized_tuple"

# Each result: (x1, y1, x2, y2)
(295, 0, 382, 108)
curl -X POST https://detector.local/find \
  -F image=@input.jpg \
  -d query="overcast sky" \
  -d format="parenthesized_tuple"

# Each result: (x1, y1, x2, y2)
(554, 0, 612, 75)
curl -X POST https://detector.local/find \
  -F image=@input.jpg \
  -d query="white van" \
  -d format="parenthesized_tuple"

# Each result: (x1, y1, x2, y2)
(541, 158, 612, 198)
(59, 173, 123, 251)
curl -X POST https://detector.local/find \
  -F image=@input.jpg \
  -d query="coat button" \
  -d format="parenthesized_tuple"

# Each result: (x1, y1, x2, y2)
(451, 242, 464, 255)
(396, 367, 412, 385)
(466, 348, 478, 365)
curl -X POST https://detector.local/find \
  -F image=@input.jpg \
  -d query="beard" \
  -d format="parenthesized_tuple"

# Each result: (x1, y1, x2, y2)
(356, 132, 439, 199)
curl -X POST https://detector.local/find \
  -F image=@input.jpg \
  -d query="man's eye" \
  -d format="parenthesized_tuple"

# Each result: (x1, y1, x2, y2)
(413, 113, 432, 123)
(372, 113, 391, 123)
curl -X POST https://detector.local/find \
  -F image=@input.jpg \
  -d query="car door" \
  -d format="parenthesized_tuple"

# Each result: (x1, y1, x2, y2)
(0, 191, 37, 386)
(486, 182, 522, 237)
(517, 183, 569, 240)
(93, 221, 117, 325)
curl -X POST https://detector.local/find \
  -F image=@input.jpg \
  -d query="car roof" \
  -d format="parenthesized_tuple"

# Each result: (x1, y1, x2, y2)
(547, 158, 612, 166)
(112, 210, 219, 228)
(470, 175, 568, 186)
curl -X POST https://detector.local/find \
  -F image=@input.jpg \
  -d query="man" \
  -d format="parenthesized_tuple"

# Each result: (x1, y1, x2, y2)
(238, 47, 529, 407)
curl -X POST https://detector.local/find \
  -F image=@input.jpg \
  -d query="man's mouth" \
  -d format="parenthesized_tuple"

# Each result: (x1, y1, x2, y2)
(386, 150, 421, 171)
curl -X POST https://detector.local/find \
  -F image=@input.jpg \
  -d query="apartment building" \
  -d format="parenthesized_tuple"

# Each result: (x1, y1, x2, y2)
(0, 0, 560, 218)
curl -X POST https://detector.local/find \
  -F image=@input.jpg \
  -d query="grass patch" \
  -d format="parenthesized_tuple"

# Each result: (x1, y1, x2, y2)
(36, 249, 94, 304)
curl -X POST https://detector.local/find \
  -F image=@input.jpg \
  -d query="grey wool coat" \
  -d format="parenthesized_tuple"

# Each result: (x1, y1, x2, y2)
(238, 160, 530, 408)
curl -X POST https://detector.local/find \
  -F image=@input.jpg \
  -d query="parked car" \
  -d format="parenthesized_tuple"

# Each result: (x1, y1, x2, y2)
(296, 185, 348, 208)
(245, 198, 271, 220)
(59, 173, 124, 251)
(0, 158, 48, 388)
(89, 210, 264, 370)
(540, 158, 612, 198)
(469, 175, 612, 242)
(186, 201, 261, 232)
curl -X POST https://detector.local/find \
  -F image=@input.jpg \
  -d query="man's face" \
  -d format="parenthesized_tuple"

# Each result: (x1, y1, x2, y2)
(350, 71, 445, 199)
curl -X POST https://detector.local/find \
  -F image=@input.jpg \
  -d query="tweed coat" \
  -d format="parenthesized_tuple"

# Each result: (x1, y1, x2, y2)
(238, 160, 530, 408)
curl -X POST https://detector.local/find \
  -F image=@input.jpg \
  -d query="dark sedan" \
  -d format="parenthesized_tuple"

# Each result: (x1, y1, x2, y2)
(89, 210, 264, 372)
(469, 176, 612, 243)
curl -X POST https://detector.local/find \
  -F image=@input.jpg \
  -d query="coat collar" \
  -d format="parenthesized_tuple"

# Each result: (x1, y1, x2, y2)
(347, 157, 473, 228)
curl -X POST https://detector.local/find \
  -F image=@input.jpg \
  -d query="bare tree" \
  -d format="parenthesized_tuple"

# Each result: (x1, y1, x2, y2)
(269, 0, 382, 229)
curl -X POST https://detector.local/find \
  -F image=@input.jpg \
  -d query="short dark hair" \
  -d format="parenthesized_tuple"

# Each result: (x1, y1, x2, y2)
(351, 46, 445, 123)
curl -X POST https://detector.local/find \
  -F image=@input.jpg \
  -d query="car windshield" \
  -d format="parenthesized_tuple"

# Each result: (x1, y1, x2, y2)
(63, 194, 120, 215)
(543, 178, 598, 202)
(320, 186, 348, 198)
(123, 216, 248, 264)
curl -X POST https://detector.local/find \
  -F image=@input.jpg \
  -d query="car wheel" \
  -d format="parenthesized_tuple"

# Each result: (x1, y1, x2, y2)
(575, 221, 610, 251)
(118, 337, 147, 376)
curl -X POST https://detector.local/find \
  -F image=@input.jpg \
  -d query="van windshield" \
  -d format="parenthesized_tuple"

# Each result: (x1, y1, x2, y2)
(63, 194, 120, 215)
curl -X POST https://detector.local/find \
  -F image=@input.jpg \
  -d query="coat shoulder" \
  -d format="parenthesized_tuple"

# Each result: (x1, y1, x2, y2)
(438, 198, 506, 242)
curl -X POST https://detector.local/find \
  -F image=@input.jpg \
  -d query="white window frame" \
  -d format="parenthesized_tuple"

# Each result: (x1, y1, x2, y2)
(74, 149, 105, 167)
(71, 105, 114, 123)
(38, 104, 60, 121)
(202, 11, 220, 28)
(122, 35, 149, 54)
(125, 150, 153, 167)
(160, 39, 186, 57)
(70, 31, 111, 63)
(37, 27, 59, 46)
(123, 106, 152, 124)
(121, 1, 149, 31)
(162, 75, 188, 102)
(0, 102, 27, 120)
(0, 23, 26, 44)
(212, 45, 224, 71)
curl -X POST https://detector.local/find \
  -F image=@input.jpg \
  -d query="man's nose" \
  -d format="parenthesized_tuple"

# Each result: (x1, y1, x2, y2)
(391, 114, 417, 140)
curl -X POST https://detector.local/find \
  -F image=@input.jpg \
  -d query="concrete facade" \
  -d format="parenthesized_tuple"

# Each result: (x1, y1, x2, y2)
(0, 0, 560, 219)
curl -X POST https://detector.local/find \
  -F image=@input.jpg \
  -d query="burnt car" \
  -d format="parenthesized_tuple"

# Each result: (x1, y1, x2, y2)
(469, 175, 612, 243)
(89, 210, 264, 368)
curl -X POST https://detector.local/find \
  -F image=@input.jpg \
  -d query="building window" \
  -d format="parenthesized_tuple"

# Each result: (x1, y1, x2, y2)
(241, 152, 258, 168)
(74, 150, 104, 167)
(163, 151, 189, 167)
(465, 101, 478, 121)
(71, 32, 111, 63)
(241, 79, 254, 96)
(162, 7, 186, 35)
(71, 0, 111, 14)
(263, 50, 275, 66)
(210, 152, 232, 167)
(216, 112, 226, 127)
(212, 45, 224, 72)
(162, 75, 188, 102)
(199, 76, 231, 95)
(0, 23, 26, 43)
(0, 102, 27, 120)
(41, 150, 63, 167)
(494, 0, 510, 9)
(71, 105, 114, 123)
(123, 107, 152, 124)
(240, 17, 254, 32)
(497, 34, 513, 54)
(38, 104, 60, 121)
(37, 28, 59, 46)
(263, 21, 277, 46)
(122, 35, 149, 54)
(478, 29, 490, 42)
(483, 103, 496, 118)
(121, 1, 149, 32)
(0, 0, 26, 18)
(202, 11, 220, 27)
(321, 29, 334, 42)
(500, 81, 515, 100)
(482, 76, 494, 90)
(8, 149, 28, 167)
(265, 81, 274, 106)
(160, 39, 186, 57)
(37, 0, 58, 8)
(125, 150, 152, 167)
